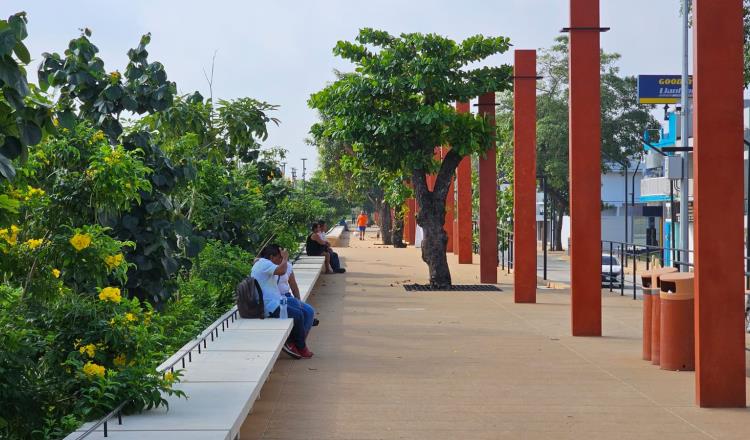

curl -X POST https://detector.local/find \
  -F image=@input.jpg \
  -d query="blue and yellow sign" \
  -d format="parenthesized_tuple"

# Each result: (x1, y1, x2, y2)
(637, 75, 693, 104)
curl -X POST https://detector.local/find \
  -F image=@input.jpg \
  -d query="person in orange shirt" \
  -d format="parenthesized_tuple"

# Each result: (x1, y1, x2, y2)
(356, 211, 368, 240)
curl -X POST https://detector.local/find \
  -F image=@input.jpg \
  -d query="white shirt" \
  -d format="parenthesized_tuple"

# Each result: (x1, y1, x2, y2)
(277, 262, 293, 295)
(318, 231, 328, 243)
(250, 258, 282, 316)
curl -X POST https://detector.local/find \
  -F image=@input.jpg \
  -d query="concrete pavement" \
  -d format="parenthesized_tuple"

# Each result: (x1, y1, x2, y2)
(241, 228, 750, 439)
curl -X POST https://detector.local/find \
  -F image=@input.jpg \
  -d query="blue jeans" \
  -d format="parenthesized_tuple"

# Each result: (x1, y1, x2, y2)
(284, 293, 315, 333)
(270, 300, 307, 349)
(329, 251, 341, 270)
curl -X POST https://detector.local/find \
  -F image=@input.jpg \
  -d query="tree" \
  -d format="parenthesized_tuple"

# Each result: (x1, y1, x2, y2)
(0, 12, 54, 183)
(496, 36, 657, 250)
(309, 29, 512, 287)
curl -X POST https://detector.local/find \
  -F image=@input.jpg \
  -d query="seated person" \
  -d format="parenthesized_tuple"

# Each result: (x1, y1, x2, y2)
(251, 244, 313, 359)
(318, 219, 345, 273)
(306, 223, 336, 274)
(338, 217, 349, 231)
(277, 259, 318, 334)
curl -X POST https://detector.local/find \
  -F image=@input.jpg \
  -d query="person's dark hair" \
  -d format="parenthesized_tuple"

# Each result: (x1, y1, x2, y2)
(310, 222, 319, 232)
(318, 219, 326, 226)
(260, 243, 281, 260)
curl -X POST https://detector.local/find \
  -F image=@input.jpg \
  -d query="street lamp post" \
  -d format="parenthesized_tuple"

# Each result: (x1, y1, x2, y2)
(301, 158, 307, 193)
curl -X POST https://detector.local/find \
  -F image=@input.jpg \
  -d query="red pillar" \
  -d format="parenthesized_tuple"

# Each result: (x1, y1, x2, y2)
(692, 0, 746, 408)
(406, 198, 416, 245)
(478, 92, 498, 284)
(513, 50, 537, 303)
(445, 147, 455, 253)
(568, 0, 602, 336)
(456, 102, 473, 264)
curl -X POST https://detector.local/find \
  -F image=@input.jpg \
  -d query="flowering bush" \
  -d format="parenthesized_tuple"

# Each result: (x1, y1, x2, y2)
(0, 287, 184, 439)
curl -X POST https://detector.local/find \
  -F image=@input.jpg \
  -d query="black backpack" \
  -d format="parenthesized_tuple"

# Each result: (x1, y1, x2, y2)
(236, 277, 265, 319)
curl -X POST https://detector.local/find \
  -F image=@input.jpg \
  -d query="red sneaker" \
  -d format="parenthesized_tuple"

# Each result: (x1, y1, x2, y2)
(282, 342, 302, 359)
(298, 346, 314, 359)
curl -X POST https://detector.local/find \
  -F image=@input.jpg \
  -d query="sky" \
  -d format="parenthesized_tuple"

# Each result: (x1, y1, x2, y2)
(6, 0, 688, 173)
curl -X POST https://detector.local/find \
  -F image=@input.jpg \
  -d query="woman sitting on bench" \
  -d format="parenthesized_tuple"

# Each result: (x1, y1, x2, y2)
(306, 222, 334, 274)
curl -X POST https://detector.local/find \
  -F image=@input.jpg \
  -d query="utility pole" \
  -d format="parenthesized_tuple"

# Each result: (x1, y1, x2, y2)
(679, 0, 691, 271)
(301, 158, 307, 193)
(280, 162, 286, 178)
(291, 167, 297, 188)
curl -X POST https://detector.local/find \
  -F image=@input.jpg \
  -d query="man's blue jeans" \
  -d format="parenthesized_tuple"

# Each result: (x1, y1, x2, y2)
(270, 300, 307, 349)
(284, 293, 315, 333)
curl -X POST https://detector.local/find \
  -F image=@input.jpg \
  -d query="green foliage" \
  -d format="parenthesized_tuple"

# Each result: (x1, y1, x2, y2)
(38, 32, 176, 141)
(310, 29, 512, 174)
(0, 12, 54, 182)
(191, 240, 252, 307)
(0, 13, 342, 439)
(0, 288, 183, 440)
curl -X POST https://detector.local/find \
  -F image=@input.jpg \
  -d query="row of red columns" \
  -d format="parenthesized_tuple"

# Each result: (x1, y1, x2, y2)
(401, 0, 745, 409)
(564, 0, 746, 407)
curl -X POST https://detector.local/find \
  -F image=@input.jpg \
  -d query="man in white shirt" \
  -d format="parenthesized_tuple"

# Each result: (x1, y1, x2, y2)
(251, 244, 313, 359)
(277, 261, 318, 334)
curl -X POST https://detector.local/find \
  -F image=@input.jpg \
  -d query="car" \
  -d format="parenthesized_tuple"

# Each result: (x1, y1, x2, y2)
(601, 254, 623, 287)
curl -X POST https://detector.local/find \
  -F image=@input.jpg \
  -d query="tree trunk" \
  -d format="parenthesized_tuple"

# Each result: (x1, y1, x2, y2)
(380, 201, 393, 245)
(392, 207, 406, 248)
(415, 189, 451, 288)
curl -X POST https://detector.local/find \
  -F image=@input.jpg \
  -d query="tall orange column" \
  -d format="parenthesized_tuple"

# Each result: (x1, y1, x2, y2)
(692, 0, 746, 408)
(406, 198, 416, 245)
(513, 50, 537, 303)
(444, 146, 455, 253)
(478, 92, 498, 283)
(568, 0, 602, 336)
(456, 102, 473, 264)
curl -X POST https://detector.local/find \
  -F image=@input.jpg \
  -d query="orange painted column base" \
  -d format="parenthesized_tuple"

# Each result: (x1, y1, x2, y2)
(660, 294, 695, 371)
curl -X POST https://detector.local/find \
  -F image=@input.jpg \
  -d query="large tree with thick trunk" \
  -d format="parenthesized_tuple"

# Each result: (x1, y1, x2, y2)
(309, 29, 512, 287)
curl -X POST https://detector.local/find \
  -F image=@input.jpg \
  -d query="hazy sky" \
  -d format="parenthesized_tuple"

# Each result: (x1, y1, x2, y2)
(6, 1, 687, 172)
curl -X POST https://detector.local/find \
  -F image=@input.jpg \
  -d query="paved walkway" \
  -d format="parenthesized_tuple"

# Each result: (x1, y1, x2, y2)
(241, 229, 750, 439)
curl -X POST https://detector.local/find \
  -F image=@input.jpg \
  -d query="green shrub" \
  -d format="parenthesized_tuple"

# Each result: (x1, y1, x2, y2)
(191, 240, 251, 310)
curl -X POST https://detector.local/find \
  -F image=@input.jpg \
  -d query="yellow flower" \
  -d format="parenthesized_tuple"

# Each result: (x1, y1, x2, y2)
(113, 354, 127, 368)
(24, 238, 44, 249)
(82, 362, 106, 378)
(26, 186, 45, 197)
(164, 371, 175, 383)
(52, 268, 61, 278)
(69, 233, 92, 251)
(109, 71, 121, 83)
(0, 226, 19, 246)
(98, 287, 122, 303)
(92, 131, 107, 143)
(124, 312, 136, 323)
(78, 343, 97, 358)
(104, 254, 124, 270)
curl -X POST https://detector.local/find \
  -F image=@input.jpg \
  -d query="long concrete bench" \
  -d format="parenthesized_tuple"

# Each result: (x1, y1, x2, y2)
(325, 224, 346, 247)
(65, 256, 325, 440)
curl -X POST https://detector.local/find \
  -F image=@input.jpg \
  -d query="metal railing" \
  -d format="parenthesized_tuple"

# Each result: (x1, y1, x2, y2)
(72, 307, 242, 439)
(601, 240, 695, 300)
(498, 226, 513, 273)
(74, 240, 309, 439)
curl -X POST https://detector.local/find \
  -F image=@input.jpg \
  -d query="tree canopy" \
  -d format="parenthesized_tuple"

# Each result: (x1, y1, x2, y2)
(309, 28, 514, 286)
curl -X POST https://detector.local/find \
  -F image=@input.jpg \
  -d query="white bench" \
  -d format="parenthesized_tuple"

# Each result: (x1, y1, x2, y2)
(326, 224, 346, 247)
(65, 256, 324, 440)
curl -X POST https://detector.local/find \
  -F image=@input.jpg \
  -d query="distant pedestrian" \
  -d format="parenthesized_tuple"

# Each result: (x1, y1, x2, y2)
(356, 211, 368, 240)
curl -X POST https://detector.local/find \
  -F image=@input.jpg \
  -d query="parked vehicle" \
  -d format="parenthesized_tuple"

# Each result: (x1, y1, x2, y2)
(601, 254, 623, 287)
